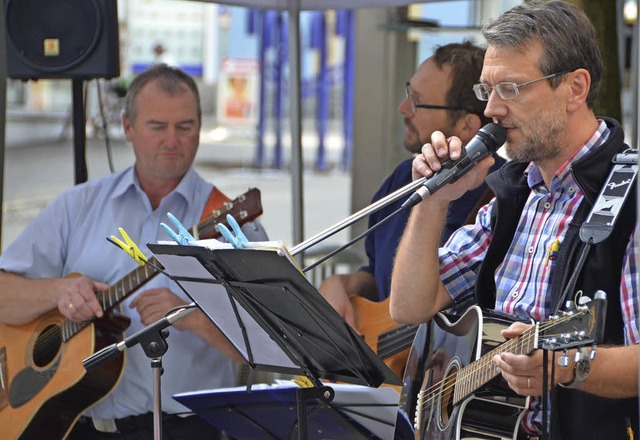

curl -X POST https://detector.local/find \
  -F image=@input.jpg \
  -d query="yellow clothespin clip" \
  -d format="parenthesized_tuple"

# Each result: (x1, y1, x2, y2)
(109, 227, 148, 266)
(291, 375, 314, 388)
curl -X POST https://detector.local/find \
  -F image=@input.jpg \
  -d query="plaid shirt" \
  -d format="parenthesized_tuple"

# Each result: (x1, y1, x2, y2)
(439, 120, 639, 433)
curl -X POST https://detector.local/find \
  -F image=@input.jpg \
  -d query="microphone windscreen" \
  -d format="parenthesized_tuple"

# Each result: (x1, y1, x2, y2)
(480, 123, 507, 152)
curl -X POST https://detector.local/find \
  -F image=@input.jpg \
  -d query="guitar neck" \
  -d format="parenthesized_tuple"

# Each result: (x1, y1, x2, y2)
(453, 324, 538, 405)
(59, 187, 263, 343)
(61, 257, 162, 340)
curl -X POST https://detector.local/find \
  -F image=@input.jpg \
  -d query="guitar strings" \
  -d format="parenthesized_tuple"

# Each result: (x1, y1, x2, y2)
(32, 262, 160, 356)
(415, 312, 585, 412)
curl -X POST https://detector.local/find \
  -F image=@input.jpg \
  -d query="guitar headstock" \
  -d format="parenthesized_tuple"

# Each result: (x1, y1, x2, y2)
(194, 188, 263, 240)
(539, 291, 607, 351)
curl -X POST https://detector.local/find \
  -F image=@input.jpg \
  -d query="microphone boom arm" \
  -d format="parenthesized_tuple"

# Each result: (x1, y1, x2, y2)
(289, 175, 428, 257)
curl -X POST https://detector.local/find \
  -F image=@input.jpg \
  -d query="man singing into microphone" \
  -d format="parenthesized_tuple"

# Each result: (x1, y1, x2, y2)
(319, 42, 505, 329)
(391, 1, 638, 438)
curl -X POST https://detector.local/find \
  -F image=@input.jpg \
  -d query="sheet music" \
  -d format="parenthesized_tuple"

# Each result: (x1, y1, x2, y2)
(154, 252, 297, 368)
(149, 239, 401, 388)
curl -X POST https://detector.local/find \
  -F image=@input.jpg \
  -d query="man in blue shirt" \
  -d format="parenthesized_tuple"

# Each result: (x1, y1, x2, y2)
(0, 65, 265, 439)
(319, 42, 504, 328)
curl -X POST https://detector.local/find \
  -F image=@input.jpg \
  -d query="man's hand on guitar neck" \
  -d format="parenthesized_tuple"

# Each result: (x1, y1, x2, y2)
(57, 275, 108, 322)
(492, 321, 577, 396)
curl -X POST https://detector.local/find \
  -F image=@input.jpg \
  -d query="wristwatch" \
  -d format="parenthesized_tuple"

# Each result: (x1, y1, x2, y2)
(559, 359, 590, 389)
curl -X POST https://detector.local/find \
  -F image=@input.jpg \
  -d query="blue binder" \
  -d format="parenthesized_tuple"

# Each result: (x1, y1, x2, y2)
(174, 384, 399, 440)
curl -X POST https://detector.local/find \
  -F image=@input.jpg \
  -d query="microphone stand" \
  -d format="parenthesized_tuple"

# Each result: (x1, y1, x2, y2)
(83, 305, 198, 440)
(289, 175, 427, 258)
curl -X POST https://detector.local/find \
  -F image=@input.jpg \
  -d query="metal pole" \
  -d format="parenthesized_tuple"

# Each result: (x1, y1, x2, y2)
(289, 175, 427, 256)
(288, 0, 305, 263)
(0, 7, 7, 249)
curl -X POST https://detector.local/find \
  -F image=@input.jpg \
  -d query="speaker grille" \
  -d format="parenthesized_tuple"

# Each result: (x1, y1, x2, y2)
(5, 0, 119, 79)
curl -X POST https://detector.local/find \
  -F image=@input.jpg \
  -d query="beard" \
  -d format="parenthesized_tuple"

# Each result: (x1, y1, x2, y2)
(403, 118, 424, 154)
(502, 105, 564, 164)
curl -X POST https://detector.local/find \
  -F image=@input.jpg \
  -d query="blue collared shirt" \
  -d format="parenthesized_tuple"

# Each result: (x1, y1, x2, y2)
(0, 166, 262, 418)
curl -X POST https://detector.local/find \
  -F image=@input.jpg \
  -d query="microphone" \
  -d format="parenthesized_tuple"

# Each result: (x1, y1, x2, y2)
(401, 122, 506, 210)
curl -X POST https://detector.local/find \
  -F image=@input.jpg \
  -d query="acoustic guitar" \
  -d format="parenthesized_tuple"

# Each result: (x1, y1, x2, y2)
(350, 296, 419, 380)
(0, 188, 262, 440)
(396, 295, 606, 440)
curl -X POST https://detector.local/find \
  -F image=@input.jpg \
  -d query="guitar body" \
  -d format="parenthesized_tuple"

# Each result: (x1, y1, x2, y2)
(0, 311, 129, 440)
(350, 296, 418, 381)
(0, 188, 263, 439)
(397, 306, 527, 440)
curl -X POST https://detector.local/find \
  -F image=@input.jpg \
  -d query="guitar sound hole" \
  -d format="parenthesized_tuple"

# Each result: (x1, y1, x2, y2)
(33, 325, 62, 367)
(440, 367, 457, 426)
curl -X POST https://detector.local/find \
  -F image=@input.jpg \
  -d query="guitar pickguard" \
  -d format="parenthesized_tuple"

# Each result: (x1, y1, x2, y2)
(9, 357, 60, 407)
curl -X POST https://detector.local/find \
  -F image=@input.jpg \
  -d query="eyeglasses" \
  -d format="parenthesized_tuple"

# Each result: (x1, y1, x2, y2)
(405, 83, 472, 115)
(473, 71, 568, 101)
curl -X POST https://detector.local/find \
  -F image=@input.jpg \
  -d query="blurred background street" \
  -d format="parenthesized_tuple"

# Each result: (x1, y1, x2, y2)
(2, 116, 354, 261)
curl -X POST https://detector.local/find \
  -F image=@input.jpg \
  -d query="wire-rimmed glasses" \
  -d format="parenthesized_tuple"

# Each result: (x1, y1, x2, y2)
(472, 71, 569, 101)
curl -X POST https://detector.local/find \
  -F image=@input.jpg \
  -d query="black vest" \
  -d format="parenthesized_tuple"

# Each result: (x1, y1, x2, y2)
(477, 118, 638, 439)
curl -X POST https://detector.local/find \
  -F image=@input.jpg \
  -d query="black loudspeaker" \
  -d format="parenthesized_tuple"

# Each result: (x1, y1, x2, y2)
(5, 0, 120, 80)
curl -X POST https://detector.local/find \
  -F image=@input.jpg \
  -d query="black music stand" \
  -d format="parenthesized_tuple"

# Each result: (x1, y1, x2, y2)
(147, 243, 401, 439)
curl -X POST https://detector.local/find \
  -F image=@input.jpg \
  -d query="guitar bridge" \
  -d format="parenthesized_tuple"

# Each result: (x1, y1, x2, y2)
(0, 347, 8, 411)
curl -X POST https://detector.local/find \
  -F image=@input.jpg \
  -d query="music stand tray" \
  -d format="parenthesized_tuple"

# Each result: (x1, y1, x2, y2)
(173, 382, 399, 440)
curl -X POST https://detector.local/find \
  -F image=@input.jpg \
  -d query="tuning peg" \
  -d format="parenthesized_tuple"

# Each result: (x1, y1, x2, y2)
(574, 348, 590, 363)
(560, 333, 572, 344)
(594, 290, 607, 300)
(573, 330, 586, 342)
(577, 295, 592, 306)
(558, 349, 571, 367)
(565, 300, 576, 311)
(589, 344, 597, 361)
(545, 337, 558, 348)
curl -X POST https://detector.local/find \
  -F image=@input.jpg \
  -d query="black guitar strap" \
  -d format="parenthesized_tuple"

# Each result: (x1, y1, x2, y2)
(546, 149, 637, 440)
(555, 149, 638, 312)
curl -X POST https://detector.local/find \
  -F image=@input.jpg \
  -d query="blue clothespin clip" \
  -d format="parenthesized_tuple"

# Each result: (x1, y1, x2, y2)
(160, 212, 196, 245)
(216, 214, 249, 249)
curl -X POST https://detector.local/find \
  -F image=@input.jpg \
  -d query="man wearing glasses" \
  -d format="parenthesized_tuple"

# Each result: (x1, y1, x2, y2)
(319, 42, 505, 329)
(391, 1, 637, 438)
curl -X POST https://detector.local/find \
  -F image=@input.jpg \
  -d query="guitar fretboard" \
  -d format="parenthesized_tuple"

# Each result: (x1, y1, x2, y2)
(453, 324, 538, 404)
(60, 258, 161, 342)
(55, 188, 261, 344)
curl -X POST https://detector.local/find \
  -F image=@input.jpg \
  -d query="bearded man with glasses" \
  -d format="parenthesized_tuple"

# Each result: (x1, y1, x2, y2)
(318, 42, 505, 331)
(391, 1, 638, 438)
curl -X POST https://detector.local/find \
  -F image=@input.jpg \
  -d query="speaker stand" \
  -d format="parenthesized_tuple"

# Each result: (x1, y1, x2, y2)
(72, 79, 88, 184)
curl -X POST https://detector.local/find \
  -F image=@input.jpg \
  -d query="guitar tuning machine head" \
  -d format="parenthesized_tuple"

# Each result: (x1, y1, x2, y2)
(559, 333, 573, 344)
(578, 296, 591, 305)
(564, 300, 576, 311)
(573, 348, 591, 364)
(558, 349, 571, 367)
(544, 337, 558, 348)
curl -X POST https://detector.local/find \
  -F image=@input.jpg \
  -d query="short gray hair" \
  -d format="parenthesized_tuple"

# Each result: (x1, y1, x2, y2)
(123, 64, 201, 123)
(482, 0, 602, 108)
